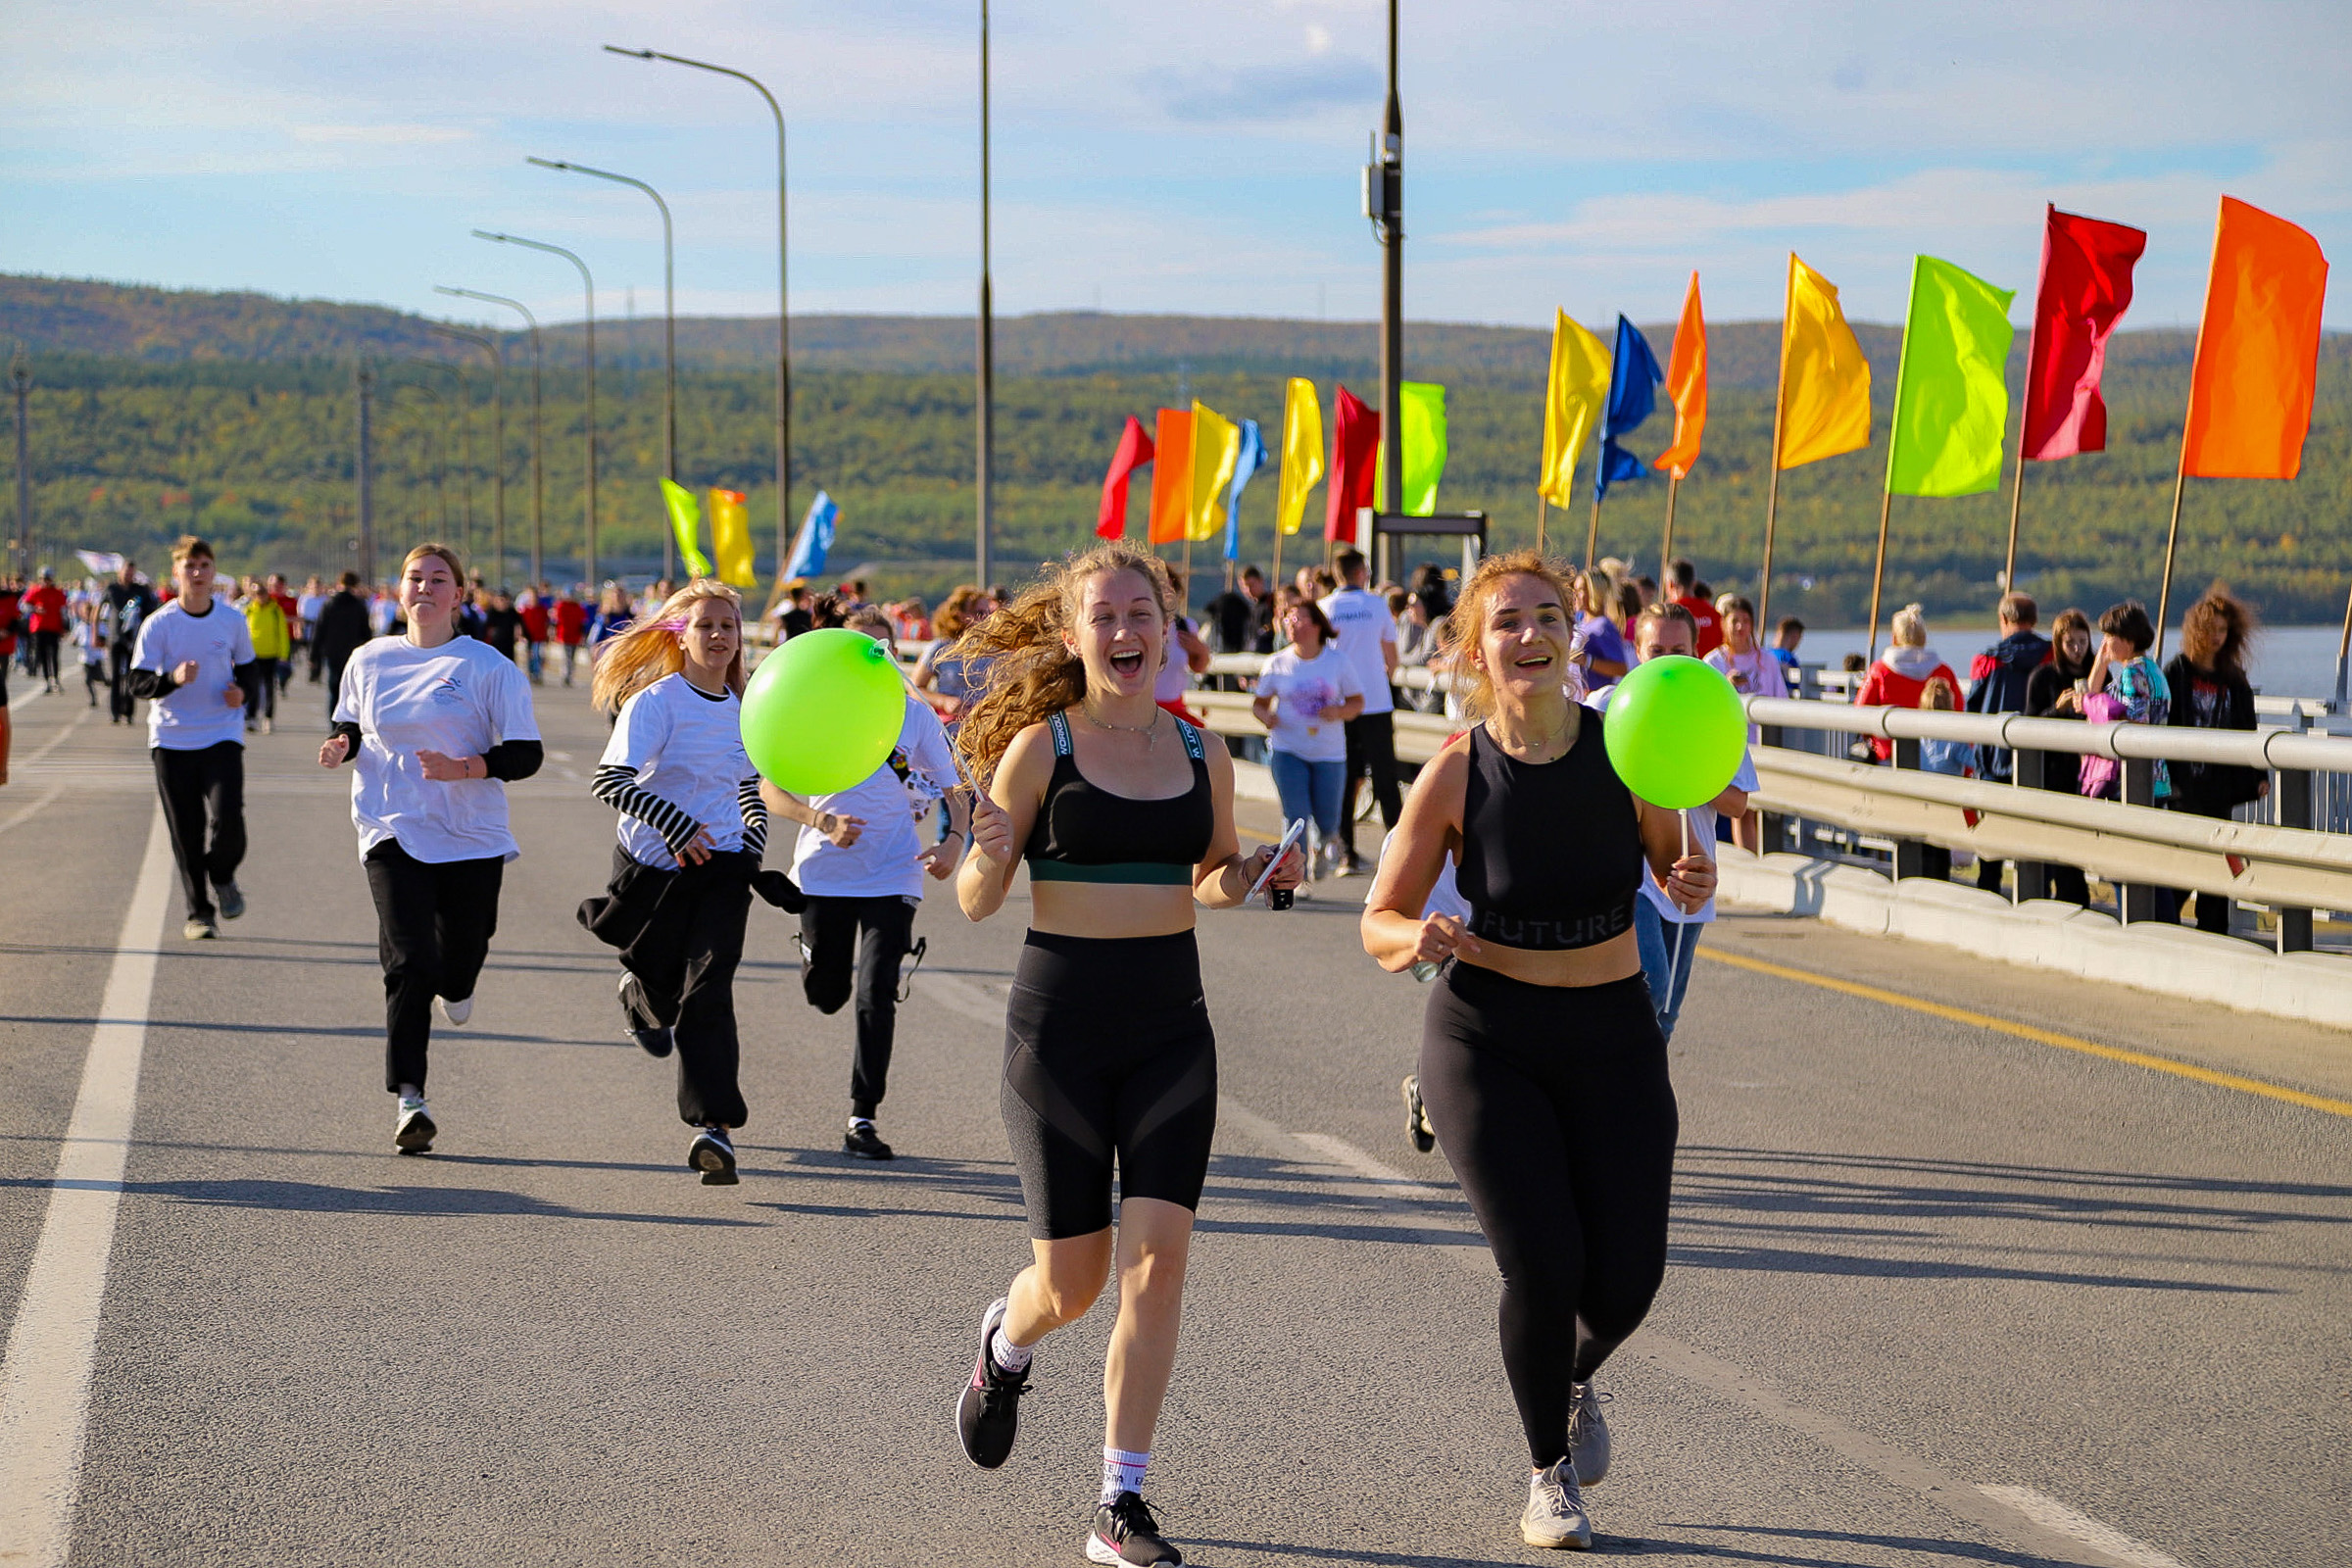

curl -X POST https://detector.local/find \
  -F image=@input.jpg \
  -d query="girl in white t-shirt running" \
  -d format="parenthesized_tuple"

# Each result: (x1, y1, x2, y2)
(582, 582, 772, 1185)
(319, 544, 542, 1155)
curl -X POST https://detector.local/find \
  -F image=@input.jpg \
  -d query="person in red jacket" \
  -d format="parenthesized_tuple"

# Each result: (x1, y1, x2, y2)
(24, 569, 68, 694)
(517, 584, 552, 685)
(1852, 603, 1961, 762)
(1664, 558, 1723, 658)
(553, 587, 589, 687)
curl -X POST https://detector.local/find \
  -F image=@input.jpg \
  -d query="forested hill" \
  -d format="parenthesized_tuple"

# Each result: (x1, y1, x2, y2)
(2, 271, 2345, 628)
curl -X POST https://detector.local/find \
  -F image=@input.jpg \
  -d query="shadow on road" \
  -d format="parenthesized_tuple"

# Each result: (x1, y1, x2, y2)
(110, 1176, 762, 1227)
(1650, 1522, 2103, 1568)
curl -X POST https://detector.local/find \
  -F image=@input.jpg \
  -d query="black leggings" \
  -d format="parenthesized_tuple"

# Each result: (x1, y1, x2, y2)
(1002, 930, 1217, 1240)
(801, 893, 917, 1119)
(1419, 962, 1678, 1470)
(583, 847, 755, 1128)
(152, 743, 246, 921)
(364, 839, 504, 1094)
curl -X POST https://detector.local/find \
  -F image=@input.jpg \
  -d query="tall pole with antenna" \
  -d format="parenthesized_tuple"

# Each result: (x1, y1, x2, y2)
(1373, 0, 1403, 586)
(975, 0, 995, 588)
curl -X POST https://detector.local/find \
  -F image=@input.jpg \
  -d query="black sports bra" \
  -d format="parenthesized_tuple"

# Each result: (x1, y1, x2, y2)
(1024, 710, 1214, 885)
(1453, 718, 1643, 950)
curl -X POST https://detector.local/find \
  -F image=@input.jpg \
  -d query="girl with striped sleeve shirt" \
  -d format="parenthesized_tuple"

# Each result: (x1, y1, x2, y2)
(583, 582, 769, 1184)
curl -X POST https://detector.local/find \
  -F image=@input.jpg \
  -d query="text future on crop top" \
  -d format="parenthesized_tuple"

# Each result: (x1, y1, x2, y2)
(1023, 710, 1213, 885)
(1453, 721, 1642, 950)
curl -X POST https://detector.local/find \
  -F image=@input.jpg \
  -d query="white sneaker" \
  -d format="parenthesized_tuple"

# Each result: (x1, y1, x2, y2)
(394, 1098, 437, 1154)
(1521, 1460, 1592, 1550)
(1568, 1382, 1611, 1487)
(437, 995, 472, 1026)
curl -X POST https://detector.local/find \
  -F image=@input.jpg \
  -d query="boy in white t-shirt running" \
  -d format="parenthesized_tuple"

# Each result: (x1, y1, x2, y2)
(127, 536, 258, 940)
(581, 582, 778, 1186)
(761, 610, 969, 1161)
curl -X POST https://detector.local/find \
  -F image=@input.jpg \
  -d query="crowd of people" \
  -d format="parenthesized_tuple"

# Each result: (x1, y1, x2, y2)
(5, 525, 2285, 1564)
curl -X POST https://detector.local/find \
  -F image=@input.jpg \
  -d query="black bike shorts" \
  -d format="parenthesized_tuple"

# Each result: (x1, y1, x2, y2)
(1002, 929, 1217, 1240)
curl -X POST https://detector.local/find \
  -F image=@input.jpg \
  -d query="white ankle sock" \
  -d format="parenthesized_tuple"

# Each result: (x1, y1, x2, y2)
(989, 1328, 1032, 1373)
(1101, 1446, 1149, 1501)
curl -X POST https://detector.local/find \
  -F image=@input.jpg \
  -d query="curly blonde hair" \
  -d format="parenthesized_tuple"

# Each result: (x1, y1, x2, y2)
(589, 579, 746, 714)
(1437, 549, 1580, 722)
(952, 541, 1174, 784)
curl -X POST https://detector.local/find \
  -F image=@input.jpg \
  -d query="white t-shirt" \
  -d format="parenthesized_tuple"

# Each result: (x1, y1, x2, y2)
(130, 597, 255, 752)
(600, 673, 758, 867)
(1154, 616, 1198, 705)
(335, 634, 540, 863)
(1318, 586, 1398, 715)
(1583, 681, 1756, 925)
(792, 695, 960, 901)
(1365, 827, 1469, 922)
(1257, 643, 1363, 763)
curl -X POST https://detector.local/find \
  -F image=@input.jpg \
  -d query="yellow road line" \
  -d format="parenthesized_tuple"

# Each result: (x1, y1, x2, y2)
(1698, 946, 2352, 1121)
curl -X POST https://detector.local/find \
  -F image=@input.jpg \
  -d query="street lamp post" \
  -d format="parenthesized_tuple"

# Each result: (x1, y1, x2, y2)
(436, 286, 544, 587)
(475, 230, 598, 589)
(531, 156, 676, 580)
(9, 355, 29, 576)
(1371, 0, 1404, 587)
(975, 0, 994, 587)
(428, 325, 503, 580)
(606, 45, 788, 587)
(356, 364, 375, 582)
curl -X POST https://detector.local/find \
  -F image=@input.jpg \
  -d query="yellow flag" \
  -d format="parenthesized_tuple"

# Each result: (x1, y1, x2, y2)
(1538, 310, 1610, 507)
(1188, 400, 1242, 542)
(708, 487, 757, 587)
(1274, 377, 1324, 536)
(1777, 254, 1873, 469)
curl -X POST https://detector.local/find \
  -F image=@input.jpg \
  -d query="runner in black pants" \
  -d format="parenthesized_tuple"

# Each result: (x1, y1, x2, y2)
(580, 580, 773, 1184)
(1362, 551, 1714, 1552)
(126, 537, 256, 940)
(320, 543, 540, 1155)
(765, 607, 967, 1160)
(310, 571, 374, 727)
(950, 542, 1301, 1568)
(106, 561, 159, 725)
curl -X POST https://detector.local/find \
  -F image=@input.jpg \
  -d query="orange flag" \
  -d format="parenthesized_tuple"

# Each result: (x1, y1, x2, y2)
(2181, 197, 2329, 479)
(1147, 408, 1195, 544)
(1652, 271, 1707, 478)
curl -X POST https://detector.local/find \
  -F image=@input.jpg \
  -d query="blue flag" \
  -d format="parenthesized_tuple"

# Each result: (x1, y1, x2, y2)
(1223, 419, 1265, 563)
(1595, 316, 1664, 503)
(785, 490, 837, 581)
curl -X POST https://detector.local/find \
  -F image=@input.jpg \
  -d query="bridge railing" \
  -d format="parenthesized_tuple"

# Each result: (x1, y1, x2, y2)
(1740, 695, 2352, 955)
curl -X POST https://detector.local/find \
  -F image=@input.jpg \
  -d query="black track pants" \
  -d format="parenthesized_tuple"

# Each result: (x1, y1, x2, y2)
(1341, 710, 1401, 857)
(609, 850, 755, 1128)
(151, 742, 246, 921)
(1418, 962, 1678, 1470)
(364, 839, 504, 1094)
(800, 894, 917, 1119)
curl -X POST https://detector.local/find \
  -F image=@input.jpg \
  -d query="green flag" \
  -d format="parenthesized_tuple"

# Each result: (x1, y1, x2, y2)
(1373, 381, 1447, 516)
(1886, 256, 2016, 498)
(660, 477, 712, 577)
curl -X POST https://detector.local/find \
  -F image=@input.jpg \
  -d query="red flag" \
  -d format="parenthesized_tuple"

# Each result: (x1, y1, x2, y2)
(1096, 416, 1154, 538)
(2182, 196, 2329, 480)
(1324, 385, 1379, 543)
(2020, 204, 2146, 462)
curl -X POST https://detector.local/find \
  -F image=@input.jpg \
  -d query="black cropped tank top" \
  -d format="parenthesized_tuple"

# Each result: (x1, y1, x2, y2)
(1454, 716, 1643, 950)
(1024, 710, 1214, 885)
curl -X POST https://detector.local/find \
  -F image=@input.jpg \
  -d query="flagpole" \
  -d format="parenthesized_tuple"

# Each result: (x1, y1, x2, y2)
(1272, 527, 1284, 596)
(2154, 462, 2187, 662)
(1536, 497, 1547, 555)
(1659, 473, 1681, 585)
(2003, 418, 2028, 593)
(1584, 495, 1602, 574)
(1865, 489, 1893, 664)
(1755, 258, 1795, 639)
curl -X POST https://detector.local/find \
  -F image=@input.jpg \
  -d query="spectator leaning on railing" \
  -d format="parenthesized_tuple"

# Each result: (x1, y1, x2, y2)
(1962, 591, 2052, 894)
(2075, 601, 2171, 804)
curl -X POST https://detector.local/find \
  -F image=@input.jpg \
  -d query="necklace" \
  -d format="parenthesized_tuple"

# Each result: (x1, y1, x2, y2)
(1081, 703, 1161, 750)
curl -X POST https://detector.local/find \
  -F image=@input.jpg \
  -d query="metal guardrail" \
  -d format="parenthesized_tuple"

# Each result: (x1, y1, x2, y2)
(1740, 694, 2352, 953)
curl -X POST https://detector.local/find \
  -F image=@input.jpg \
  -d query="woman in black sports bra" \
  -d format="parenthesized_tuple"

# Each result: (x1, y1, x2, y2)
(1363, 551, 1714, 1553)
(948, 540, 1301, 1568)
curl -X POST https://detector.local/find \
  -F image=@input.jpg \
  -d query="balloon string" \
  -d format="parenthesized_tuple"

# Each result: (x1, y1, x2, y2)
(1670, 808, 1690, 1002)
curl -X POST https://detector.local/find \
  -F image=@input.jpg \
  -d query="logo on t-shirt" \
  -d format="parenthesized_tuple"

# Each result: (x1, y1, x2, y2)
(430, 675, 465, 706)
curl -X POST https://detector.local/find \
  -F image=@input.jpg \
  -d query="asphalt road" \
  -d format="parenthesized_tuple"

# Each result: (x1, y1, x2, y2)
(2, 671, 2347, 1568)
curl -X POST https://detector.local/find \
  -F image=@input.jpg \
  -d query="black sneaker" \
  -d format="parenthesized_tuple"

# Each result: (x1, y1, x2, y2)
(688, 1126, 738, 1185)
(843, 1118, 895, 1160)
(394, 1098, 437, 1154)
(1088, 1493, 1181, 1566)
(1401, 1074, 1436, 1153)
(214, 881, 246, 920)
(618, 974, 673, 1058)
(956, 1297, 1029, 1468)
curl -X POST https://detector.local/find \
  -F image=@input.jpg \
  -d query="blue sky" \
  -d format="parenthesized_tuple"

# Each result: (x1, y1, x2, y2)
(5, 0, 2346, 333)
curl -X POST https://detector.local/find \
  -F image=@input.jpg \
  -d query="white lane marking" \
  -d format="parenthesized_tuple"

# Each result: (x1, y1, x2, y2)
(0, 808, 173, 1568)
(1220, 1110, 2170, 1568)
(0, 785, 66, 839)
(1978, 1486, 2187, 1568)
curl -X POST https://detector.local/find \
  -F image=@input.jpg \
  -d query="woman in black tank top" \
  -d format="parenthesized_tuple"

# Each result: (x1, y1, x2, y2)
(946, 542, 1301, 1568)
(1362, 552, 1715, 1552)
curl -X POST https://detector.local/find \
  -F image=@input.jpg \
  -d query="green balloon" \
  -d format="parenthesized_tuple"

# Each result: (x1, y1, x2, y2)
(1601, 655, 1748, 809)
(740, 628, 907, 796)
